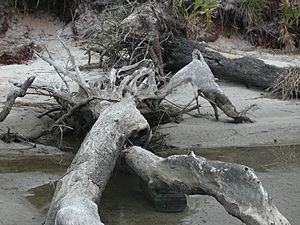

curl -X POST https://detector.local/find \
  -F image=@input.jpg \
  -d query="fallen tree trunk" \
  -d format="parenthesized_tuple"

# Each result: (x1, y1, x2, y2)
(44, 97, 149, 225)
(163, 38, 285, 89)
(85, 1, 285, 90)
(3, 38, 288, 224)
(122, 146, 291, 225)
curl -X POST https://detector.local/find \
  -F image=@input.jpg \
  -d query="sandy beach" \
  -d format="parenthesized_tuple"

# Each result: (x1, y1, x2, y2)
(0, 14, 300, 225)
(159, 82, 300, 148)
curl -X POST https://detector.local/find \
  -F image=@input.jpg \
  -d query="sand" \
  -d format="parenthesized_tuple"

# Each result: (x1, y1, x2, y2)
(159, 82, 300, 148)
(0, 14, 299, 225)
(1, 18, 300, 149)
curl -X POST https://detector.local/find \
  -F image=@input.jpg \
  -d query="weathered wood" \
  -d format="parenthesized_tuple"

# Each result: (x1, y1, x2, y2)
(157, 49, 253, 123)
(122, 146, 291, 225)
(24, 37, 287, 225)
(118, 3, 251, 122)
(163, 38, 285, 89)
(118, 1, 284, 90)
(0, 76, 35, 122)
(44, 98, 149, 225)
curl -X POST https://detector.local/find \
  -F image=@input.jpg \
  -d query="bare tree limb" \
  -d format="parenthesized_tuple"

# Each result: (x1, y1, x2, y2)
(122, 146, 291, 225)
(36, 38, 92, 96)
(44, 46, 71, 92)
(157, 50, 253, 123)
(0, 76, 35, 122)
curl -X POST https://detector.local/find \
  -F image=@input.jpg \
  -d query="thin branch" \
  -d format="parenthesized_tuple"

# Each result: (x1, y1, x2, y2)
(44, 47, 70, 92)
(36, 37, 91, 96)
(37, 106, 63, 119)
(36, 51, 90, 93)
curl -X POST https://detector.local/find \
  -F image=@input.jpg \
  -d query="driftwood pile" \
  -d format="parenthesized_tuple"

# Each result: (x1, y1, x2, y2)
(1, 37, 290, 225)
(0, 1, 294, 225)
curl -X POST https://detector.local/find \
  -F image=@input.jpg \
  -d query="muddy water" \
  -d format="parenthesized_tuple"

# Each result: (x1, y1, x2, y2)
(0, 154, 73, 225)
(0, 145, 299, 225)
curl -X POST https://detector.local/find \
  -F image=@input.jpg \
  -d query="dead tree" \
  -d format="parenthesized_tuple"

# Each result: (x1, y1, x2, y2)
(45, 97, 149, 225)
(4, 37, 290, 225)
(0, 76, 35, 122)
(0, 1, 291, 224)
(163, 37, 286, 89)
(156, 49, 252, 123)
(122, 146, 290, 225)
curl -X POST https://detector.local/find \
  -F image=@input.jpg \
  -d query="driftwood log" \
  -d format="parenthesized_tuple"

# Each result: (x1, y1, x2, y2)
(163, 38, 285, 89)
(0, 2, 291, 223)
(122, 146, 290, 225)
(45, 98, 149, 225)
(80, 0, 287, 91)
(72, 0, 286, 90)
(3, 38, 286, 225)
(156, 49, 253, 123)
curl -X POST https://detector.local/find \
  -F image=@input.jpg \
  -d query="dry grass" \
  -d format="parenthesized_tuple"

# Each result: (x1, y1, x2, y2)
(0, 42, 37, 65)
(267, 67, 300, 100)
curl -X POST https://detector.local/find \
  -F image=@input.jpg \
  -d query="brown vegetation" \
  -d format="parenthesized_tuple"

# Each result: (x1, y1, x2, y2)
(0, 42, 38, 65)
(267, 67, 300, 99)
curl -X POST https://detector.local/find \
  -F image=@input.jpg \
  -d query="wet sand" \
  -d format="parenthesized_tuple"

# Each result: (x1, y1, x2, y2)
(0, 154, 72, 225)
(0, 145, 299, 225)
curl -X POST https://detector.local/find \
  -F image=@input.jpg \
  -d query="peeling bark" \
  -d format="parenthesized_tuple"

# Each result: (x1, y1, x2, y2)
(122, 146, 291, 225)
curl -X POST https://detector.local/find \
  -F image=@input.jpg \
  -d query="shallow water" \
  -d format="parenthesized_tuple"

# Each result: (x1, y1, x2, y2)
(0, 145, 299, 225)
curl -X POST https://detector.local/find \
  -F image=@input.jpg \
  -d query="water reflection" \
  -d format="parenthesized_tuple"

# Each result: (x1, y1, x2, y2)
(158, 144, 300, 171)
(2, 145, 300, 225)
(100, 172, 187, 225)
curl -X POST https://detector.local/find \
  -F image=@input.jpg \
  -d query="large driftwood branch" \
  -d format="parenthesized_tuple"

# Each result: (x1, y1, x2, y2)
(122, 146, 290, 225)
(44, 97, 149, 225)
(163, 38, 285, 89)
(0, 76, 35, 122)
(157, 50, 252, 123)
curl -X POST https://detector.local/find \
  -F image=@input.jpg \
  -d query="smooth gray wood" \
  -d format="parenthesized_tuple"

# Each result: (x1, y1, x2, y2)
(122, 146, 291, 225)
(44, 98, 149, 225)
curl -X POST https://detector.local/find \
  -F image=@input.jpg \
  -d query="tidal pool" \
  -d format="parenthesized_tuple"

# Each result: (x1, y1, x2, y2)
(0, 145, 299, 225)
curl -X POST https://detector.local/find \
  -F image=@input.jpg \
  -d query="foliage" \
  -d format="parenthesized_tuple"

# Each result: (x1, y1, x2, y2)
(177, 0, 217, 29)
(278, 2, 300, 50)
(240, 0, 267, 27)
(219, 0, 300, 50)
(281, 3, 300, 25)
